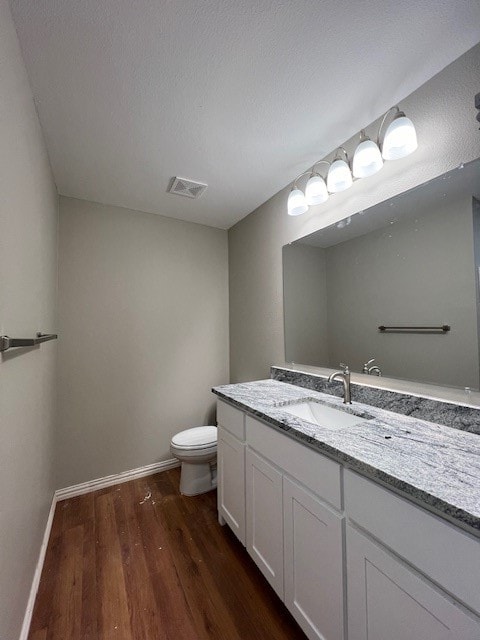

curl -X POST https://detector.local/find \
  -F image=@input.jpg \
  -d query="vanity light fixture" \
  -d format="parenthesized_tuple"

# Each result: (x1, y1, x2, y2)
(379, 106, 418, 160)
(286, 105, 417, 215)
(305, 175, 329, 205)
(327, 148, 353, 193)
(352, 131, 383, 178)
(305, 161, 330, 205)
(287, 179, 309, 216)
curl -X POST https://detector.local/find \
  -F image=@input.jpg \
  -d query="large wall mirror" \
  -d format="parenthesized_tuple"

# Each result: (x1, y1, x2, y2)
(283, 158, 480, 390)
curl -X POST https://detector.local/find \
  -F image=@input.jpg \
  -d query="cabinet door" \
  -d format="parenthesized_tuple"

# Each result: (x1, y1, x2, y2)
(346, 525, 480, 640)
(217, 427, 245, 545)
(284, 477, 344, 640)
(246, 448, 284, 598)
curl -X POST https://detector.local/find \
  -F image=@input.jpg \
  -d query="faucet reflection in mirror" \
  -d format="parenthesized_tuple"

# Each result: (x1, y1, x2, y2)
(287, 106, 418, 216)
(363, 359, 382, 376)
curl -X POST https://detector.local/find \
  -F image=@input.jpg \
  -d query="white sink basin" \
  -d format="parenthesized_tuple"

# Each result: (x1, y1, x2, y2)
(280, 401, 371, 429)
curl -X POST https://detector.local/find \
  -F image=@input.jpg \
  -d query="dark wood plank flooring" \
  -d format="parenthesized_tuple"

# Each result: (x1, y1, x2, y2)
(28, 468, 306, 639)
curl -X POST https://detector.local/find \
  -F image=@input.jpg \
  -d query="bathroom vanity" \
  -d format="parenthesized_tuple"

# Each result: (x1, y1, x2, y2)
(212, 378, 480, 640)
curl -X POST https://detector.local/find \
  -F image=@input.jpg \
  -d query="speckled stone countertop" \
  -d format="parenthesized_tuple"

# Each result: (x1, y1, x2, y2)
(212, 379, 480, 538)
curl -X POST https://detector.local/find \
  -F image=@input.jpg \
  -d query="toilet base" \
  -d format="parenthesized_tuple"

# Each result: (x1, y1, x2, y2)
(180, 461, 217, 496)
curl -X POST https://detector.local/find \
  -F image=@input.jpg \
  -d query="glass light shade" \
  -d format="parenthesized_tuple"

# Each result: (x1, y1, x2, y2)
(382, 115, 418, 160)
(352, 139, 383, 178)
(327, 159, 353, 193)
(305, 174, 329, 205)
(287, 188, 308, 216)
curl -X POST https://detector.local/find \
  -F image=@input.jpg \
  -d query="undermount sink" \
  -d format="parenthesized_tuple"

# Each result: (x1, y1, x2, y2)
(279, 400, 372, 429)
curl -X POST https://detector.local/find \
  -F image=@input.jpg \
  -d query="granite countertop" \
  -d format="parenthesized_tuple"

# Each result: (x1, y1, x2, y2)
(212, 379, 480, 538)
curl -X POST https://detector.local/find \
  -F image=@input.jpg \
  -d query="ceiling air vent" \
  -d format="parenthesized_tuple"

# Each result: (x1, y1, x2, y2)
(168, 177, 208, 199)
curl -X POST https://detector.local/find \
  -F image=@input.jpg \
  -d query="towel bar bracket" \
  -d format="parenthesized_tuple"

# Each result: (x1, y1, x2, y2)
(0, 332, 58, 352)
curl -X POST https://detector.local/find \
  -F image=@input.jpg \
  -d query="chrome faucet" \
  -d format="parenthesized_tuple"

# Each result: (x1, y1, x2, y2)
(362, 358, 382, 376)
(328, 363, 352, 404)
(368, 365, 382, 376)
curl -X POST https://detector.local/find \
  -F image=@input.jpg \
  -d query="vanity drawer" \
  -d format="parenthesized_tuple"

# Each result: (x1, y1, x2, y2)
(246, 416, 342, 510)
(217, 400, 245, 441)
(344, 469, 480, 614)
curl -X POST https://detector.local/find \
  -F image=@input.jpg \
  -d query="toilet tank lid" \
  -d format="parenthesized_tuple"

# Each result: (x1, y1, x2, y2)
(172, 426, 217, 448)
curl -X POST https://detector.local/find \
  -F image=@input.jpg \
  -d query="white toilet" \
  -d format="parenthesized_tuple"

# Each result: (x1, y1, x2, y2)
(170, 426, 218, 496)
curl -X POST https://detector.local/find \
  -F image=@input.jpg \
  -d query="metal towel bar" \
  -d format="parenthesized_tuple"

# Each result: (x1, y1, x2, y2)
(378, 325, 450, 333)
(0, 332, 58, 352)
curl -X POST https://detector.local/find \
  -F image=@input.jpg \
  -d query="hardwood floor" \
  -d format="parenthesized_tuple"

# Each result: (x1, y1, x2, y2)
(28, 468, 306, 639)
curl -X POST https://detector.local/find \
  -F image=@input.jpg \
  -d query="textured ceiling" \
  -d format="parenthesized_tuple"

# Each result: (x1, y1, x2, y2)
(10, 0, 480, 229)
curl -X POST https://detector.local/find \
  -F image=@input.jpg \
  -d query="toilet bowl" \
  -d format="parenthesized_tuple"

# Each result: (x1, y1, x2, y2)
(170, 426, 217, 496)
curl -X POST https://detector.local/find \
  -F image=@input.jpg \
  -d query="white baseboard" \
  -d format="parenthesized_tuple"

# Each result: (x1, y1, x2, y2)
(55, 458, 180, 501)
(19, 458, 179, 639)
(19, 495, 57, 640)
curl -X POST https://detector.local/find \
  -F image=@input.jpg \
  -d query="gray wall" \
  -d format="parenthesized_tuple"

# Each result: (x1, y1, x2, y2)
(229, 43, 480, 383)
(0, 2, 58, 637)
(473, 198, 480, 376)
(283, 243, 328, 366)
(56, 197, 229, 487)
(325, 197, 479, 388)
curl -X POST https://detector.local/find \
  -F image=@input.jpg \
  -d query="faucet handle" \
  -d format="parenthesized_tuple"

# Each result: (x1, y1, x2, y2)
(339, 362, 350, 374)
(363, 358, 376, 373)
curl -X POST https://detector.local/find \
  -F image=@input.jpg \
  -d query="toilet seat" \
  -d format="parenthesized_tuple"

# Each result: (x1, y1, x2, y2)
(171, 426, 217, 450)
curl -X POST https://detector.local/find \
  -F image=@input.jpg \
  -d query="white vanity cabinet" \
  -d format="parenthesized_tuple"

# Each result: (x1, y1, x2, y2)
(346, 525, 480, 640)
(345, 470, 480, 640)
(215, 399, 480, 640)
(283, 477, 345, 640)
(245, 415, 345, 639)
(216, 401, 246, 544)
(245, 448, 284, 597)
